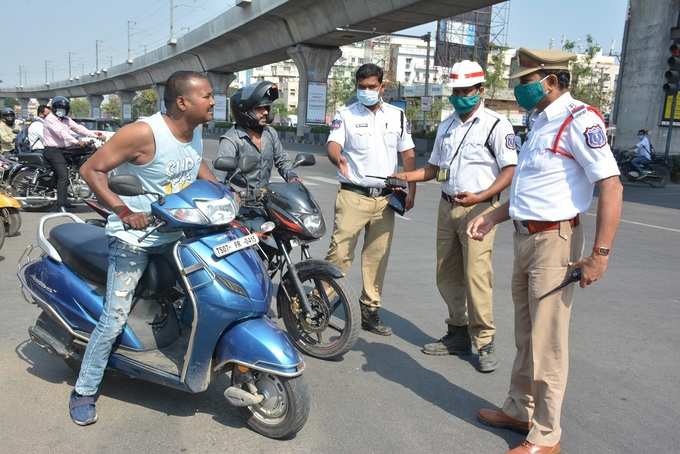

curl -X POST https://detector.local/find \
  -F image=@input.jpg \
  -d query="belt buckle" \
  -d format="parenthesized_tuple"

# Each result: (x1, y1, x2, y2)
(368, 187, 381, 197)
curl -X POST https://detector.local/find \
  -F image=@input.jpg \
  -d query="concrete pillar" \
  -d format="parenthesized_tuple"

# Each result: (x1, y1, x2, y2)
(19, 98, 30, 119)
(206, 71, 236, 123)
(154, 84, 166, 113)
(117, 90, 136, 122)
(287, 44, 342, 137)
(87, 95, 104, 119)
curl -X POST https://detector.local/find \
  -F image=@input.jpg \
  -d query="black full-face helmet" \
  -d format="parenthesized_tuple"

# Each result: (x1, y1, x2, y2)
(51, 96, 71, 118)
(230, 81, 279, 131)
(0, 107, 15, 127)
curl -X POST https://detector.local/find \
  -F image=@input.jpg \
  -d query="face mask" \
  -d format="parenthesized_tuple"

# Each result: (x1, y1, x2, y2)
(55, 108, 67, 118)
(449, 93, 480, 114)
(357, 88, 380, 106)
(513, 76, 549, 111)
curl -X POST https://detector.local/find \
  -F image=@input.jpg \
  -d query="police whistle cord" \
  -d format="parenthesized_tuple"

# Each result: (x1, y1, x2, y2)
(538, 268, 582, 300)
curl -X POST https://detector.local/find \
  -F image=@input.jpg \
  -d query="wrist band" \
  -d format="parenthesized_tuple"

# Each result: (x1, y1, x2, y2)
(117, 207, 133, 219)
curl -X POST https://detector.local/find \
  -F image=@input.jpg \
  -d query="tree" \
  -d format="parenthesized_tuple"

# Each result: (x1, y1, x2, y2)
(102, 95, 121, 119)
(70, 98, 90, 117)
(327, 76, 355, 114)
(133, 89, 157, 118)
(271, 100, 289, 124)
(485, 46, 508, 99)
(562, 35, 611, 111)
(2, 98, 18, 108)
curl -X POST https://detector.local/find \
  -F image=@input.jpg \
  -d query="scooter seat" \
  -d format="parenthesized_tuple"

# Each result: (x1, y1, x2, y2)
(49, 223, 109, 284)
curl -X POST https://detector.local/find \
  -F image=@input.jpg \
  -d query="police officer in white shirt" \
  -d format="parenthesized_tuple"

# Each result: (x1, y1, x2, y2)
(393, 60, 517, 373)
(326, 63, 416, 336)
(468, 48, 623, 454)
(27, 105, 51, 150)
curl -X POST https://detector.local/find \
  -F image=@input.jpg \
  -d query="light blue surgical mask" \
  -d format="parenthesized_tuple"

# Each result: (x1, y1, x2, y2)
(513, 75, 549, 111)
(357, 88, 380, 106)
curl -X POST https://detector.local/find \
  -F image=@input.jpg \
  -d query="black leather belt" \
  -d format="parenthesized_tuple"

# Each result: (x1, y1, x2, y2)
(341, 183, 392, 198)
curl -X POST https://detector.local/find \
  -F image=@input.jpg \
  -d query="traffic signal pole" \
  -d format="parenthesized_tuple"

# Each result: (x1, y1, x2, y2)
(665, 91, 677, 164)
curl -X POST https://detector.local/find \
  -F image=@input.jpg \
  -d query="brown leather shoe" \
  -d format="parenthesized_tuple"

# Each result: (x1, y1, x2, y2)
(478, 408, 531, 434)
(506, 440, 560, 454)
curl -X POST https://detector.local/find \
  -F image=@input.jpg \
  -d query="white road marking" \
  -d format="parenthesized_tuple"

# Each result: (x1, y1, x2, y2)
(584, 212, 680, 233)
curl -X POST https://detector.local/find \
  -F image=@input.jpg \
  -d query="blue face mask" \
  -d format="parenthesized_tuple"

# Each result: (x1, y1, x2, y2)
(357, 88, 380, 106)
(448, 93, 480, 114)
(513, 76, 549, 111)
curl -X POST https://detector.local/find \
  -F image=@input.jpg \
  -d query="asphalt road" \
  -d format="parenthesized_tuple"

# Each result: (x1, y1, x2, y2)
(1, 138, 678, 454)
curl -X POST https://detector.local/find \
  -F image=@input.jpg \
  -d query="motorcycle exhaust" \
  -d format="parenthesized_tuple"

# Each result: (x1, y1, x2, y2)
(224, 386, 265, 407)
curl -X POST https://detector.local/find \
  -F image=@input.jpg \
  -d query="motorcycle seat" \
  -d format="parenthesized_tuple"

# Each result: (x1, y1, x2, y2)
(49, 223, 109, 284)
(49, 222, 178, 294)
(16, 152, 48, 167)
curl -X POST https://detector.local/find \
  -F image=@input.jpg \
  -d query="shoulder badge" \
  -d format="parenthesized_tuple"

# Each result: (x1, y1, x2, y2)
(331, 119, 343, 130)
(583, 124, 607, 148)
(567, 102, 588, 119)
(505, 133, 516, 150)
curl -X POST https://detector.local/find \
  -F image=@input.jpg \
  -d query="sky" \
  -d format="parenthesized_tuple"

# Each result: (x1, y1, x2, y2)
(0, 0, 628, 88)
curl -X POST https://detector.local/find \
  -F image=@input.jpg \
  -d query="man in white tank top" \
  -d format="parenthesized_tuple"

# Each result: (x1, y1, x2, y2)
(70, 71, 219, 426)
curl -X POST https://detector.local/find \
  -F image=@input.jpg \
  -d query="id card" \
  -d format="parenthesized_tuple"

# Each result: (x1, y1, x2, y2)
(436, 167, 450, 182)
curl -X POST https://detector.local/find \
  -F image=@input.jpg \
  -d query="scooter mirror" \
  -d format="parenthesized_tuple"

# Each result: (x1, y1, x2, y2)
(214, 156, 237, 172)
(292, 153, 315, 168)
(109, 175, 145, 197)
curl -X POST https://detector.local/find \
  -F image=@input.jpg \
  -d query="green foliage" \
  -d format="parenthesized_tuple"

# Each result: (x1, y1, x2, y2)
(562, 35, 611, 111)
(327, 77, 355, 113)
(271, 100, 289, 122)
(102, 95, 121, 118)
(70, 98, 90, 117)
(485, 46, 508, 99)
(133, 89, 157, 118)
(310, 125, 330, 134)
(3, 98, 18, 108)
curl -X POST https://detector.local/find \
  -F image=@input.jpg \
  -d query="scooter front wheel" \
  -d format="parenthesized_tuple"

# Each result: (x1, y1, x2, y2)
(234, 367, 310, 439)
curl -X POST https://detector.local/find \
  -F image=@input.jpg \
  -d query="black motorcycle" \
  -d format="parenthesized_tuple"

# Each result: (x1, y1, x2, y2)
(223, 153, 360, 360)
(8, 144, 97, 210)
(615, 148, 669, 188)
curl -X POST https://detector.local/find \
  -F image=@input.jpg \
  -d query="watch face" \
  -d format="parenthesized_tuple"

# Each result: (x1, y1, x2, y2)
(595, 247, 610, 256)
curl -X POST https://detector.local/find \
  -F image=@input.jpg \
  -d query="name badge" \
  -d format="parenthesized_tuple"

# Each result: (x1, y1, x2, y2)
(356, 123, 369, 128)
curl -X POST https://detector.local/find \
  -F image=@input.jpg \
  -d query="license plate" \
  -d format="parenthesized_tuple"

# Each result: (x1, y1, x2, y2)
(213, 234, 259, 258)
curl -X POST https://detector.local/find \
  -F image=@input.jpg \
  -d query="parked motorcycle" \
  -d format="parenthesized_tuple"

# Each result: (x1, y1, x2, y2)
(9, 138, 103, 210)
(0, 189, 22, 248)
(230, 153, 360, 360)
(615, 148, 669, 188)
(18, 162, 310, 439)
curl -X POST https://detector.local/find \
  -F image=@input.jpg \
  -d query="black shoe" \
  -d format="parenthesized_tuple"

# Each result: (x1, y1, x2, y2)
(422, 325, 472, 356)
(360, 305, 392, 336)
(476, 339, 498, 373)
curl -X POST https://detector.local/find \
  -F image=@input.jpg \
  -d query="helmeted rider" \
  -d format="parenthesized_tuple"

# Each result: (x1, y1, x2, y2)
(0, 107, 17, 154)
(214, 81, 298, 188)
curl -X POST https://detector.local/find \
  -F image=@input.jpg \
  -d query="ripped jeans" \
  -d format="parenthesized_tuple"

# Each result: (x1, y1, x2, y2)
(75, 237, 169, 396)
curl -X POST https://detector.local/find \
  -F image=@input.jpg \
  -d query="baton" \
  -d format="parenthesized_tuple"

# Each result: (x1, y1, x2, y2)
(538, 268, 582, 300)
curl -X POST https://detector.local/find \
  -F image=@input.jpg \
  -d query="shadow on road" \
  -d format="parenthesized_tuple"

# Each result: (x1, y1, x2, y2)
(15, 339, 264, 434)
(354, 338, 523, 449)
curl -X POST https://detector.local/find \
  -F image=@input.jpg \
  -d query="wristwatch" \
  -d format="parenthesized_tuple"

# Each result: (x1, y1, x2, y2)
(592, 246, 610, 257)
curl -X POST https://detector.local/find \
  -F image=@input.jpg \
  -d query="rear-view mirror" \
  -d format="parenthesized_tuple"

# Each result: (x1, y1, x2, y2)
(292, 153, 315, 168)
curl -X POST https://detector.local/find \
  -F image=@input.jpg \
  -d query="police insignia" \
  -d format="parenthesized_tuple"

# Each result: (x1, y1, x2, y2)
(331, 119, 342, 130)
(583, 125, 606, 148)
(505, 133, 516, 149)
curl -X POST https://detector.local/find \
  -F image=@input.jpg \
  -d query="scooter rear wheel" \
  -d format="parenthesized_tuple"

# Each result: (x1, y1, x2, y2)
(234, 368, 310, 439)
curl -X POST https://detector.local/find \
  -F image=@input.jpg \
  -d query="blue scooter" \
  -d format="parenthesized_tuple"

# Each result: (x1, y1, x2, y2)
(17, 157, 310, 439)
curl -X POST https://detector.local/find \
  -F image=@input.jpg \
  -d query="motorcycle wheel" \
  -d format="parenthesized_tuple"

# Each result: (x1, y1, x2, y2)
(234, 367, 310, 439)
(278, 270, 360, 360)
(0, 220, 6, 250)
(2, 207, 21, 236)
(648, 165, 669, 188)
(10, 169, 54, 211)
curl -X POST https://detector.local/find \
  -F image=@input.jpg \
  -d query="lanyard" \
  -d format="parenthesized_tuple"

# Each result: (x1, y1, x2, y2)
(439, 116, 479, 169)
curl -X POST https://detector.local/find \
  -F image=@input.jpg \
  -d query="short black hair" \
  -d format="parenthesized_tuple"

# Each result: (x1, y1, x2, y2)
(37, 105, 50, 115)
(355, 63, 384, 84)
(538, 70, 570, 90)
(164, 70, 209, 111)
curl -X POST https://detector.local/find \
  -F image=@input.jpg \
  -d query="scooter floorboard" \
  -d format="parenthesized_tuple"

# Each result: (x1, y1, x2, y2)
(113, 329, 190, 376)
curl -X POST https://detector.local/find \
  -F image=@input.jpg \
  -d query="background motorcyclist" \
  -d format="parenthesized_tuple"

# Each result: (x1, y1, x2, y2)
(0, 107, 18, 154)
(630, 128, 652, 174)
(42, 96, 100, 210)
(214, 81, 298, 188)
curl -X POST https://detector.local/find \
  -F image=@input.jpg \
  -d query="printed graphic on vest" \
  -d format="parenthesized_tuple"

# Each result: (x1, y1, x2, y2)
(583, 125, 607, 148)
(505, 133, 516, 150)
(162, 156, 198, 194)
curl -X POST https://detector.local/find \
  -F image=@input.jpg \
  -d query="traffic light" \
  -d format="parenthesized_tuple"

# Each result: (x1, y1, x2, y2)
(664, 40, 680, 95)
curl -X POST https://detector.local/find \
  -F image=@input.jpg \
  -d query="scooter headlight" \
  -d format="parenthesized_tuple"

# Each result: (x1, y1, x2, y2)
(300, 213, 325, 237)
(195, 196, 239, 225)
(167, 208, 209, 224)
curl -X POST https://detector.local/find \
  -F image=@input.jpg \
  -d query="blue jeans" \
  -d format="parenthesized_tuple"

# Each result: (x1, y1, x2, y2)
(631, 156, 651, 172)
(75, 237, 169, 396)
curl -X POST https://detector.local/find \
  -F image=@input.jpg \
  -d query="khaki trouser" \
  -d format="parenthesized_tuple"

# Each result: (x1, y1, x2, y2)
(502, 221, 584, 447)
(325, 189, 395, 309)
(436, 198, 498, 350)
